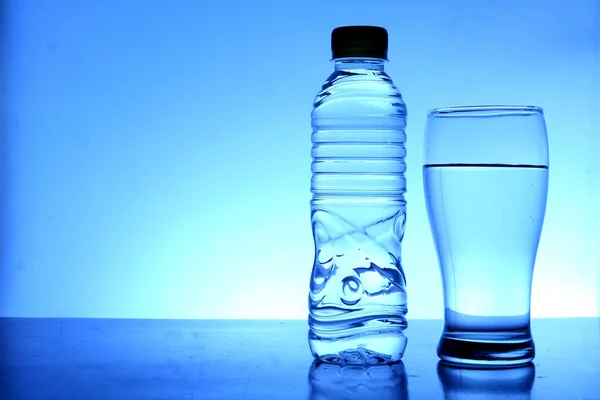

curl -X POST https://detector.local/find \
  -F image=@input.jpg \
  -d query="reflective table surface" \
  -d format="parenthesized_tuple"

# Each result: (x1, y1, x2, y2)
(1, 318, 599, 399)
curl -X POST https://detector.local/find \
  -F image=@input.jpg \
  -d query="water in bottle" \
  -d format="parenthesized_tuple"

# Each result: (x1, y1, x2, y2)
(309, 26, 408, 364)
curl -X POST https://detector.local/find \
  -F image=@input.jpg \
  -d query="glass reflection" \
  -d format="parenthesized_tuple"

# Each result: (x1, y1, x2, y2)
(437, 361, 535, 400)
(308, 360, 408, 400)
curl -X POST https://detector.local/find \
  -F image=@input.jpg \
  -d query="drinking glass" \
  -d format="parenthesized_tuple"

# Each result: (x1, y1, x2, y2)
(423, 105, 549, 367)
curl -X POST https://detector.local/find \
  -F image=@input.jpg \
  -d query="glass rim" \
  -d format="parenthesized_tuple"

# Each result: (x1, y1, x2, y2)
(428, 105, 543, 117)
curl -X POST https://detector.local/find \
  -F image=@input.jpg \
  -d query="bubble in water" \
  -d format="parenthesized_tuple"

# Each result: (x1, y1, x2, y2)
(312, 259, 335, 294)
(372, 261, 406, 287)
(354, 265, 391, 296)
(348, 232, 392, 270)
(309, 290, 325, 307)
(335, 242, 370, 271)
(314, 222, 330, 244)
(317, 248, 334, 267)
(313, 275, 325, 286)
(341, 276, 362, 306)
(393, 212, 406, 241)
(313, 209, 358, 241)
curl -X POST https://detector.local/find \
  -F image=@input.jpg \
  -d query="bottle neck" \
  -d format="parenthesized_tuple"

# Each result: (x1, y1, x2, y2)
(334, 57, 386, 71)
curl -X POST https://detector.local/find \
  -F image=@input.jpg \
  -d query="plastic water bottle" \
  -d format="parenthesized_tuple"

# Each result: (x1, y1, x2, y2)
(308, 26, 408, 364)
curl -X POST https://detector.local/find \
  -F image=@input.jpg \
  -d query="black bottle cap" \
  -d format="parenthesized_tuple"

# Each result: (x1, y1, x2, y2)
(331, 26, 388, 60)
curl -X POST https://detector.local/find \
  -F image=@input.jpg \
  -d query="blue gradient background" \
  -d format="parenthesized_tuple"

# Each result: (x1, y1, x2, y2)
(1, 0, 599, 319)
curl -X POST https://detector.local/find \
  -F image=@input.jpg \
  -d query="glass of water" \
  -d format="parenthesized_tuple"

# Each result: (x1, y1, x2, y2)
(423, 105, 549, 367)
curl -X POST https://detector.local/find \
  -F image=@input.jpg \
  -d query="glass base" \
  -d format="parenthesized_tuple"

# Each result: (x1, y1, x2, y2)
(437, 332, 534, 368)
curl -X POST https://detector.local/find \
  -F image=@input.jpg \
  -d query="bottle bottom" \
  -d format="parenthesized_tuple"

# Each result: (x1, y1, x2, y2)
(309, 329, 407, 365)
(437, 330, 535, 368)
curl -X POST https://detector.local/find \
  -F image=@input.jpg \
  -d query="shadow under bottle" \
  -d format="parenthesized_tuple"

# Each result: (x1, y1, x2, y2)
(308, 360, 408, 400)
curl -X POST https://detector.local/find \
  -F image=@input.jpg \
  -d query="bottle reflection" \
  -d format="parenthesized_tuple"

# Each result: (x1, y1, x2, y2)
(308, 360, 408, 400)
(437, 361, 535, 400)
